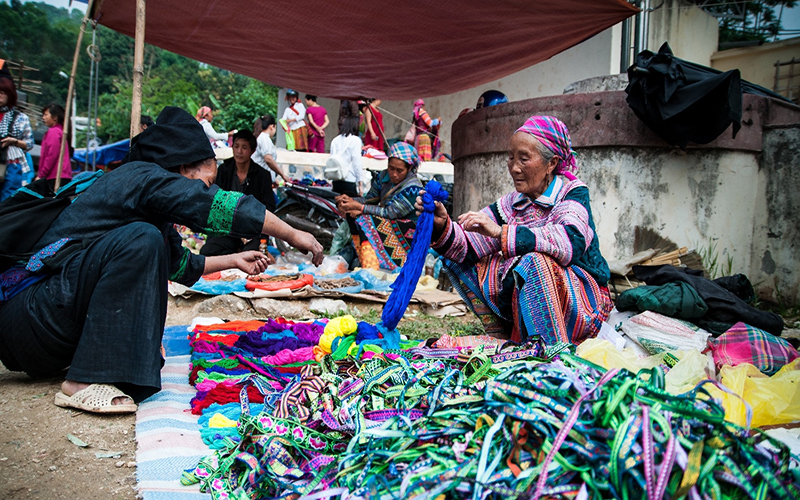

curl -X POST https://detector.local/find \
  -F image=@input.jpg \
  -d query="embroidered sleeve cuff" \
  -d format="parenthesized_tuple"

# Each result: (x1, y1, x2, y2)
(432, 217, 453, 249)
(361, 204, 380, 217)
(502, 225, 538, 259)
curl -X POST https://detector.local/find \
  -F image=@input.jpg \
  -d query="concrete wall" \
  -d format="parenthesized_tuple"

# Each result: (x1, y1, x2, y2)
(646, 0, 719, 66)
(711, 37, 800, 101)
(451, 92, 800, 304)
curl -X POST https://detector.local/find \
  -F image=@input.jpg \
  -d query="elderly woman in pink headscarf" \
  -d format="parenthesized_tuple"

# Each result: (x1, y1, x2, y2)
(418, 115, 612, 346)
(195, 106, 234, 148)
(408, 99, 441, 161)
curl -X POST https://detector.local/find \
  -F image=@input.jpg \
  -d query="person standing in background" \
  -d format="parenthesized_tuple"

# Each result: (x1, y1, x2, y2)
(304, 95, 329, 153)
(328, 103, 363, 197)
(282, 90, 309, 152)
(195, 106, 234, 148)
(0, 73, 34, 201)
(252, 113, 291, 187)
(35, 104, 72, 190)
(363, 98, 385, 151)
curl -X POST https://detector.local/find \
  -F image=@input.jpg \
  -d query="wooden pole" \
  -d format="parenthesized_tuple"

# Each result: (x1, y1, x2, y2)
(55, 0, 96, 193)
(129, 0, 145, 138)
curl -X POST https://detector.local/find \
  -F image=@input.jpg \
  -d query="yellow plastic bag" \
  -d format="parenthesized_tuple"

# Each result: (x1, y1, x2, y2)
(576, 338, 663, 373)
(664, 349, 711, 395)
(710, 359, 800, 428)
(577, 339, 710, 395)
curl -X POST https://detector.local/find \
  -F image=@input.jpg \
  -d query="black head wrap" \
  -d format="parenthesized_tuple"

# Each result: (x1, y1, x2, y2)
(128, 106, 215, 170)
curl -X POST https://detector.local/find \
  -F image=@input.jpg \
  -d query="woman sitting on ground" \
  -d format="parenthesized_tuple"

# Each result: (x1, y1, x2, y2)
(336, 142, 423, 270)
(418, 115, 612, 345)
(200, 130, 276, 256)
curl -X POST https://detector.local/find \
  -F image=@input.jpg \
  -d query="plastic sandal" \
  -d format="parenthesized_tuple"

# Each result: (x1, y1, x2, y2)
(54, 384, 138, 414)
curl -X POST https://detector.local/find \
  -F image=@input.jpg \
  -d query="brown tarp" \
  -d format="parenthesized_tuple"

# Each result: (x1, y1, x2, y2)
(92, 0, 638, 100)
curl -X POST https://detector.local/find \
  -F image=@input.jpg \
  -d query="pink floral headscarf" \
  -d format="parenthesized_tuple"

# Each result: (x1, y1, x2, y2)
(515, 115, 578, 175)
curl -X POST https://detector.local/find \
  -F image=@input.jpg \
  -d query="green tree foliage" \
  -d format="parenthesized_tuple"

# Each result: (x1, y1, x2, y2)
(688, 0, 797, 44)
(1, 1, 278, 143)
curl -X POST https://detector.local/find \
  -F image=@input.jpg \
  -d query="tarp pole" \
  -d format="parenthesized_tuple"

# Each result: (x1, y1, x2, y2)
(129, 0, 145, 139)
(55, 0, 96, 193)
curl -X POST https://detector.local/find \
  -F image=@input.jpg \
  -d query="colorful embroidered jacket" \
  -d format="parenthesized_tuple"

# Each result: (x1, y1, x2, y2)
(433, 175, 610, 285)
(358, 170, 423, 222)
(34, 162, 267, 286)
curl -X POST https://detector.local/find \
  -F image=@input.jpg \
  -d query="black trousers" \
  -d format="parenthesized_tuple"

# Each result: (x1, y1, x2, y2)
(0, 222, 169, 402)
(199, 235, 261, 257)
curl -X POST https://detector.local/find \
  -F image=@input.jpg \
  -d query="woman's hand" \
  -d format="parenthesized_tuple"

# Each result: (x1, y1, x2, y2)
(338, 199, 363, 214)
(370, 132, 378, 141)
(1, 137, 21, 148)
(415, 191, 449, 233)
(290, 231, 324, 266)
(281, 172, 292, 183)
(457, 211, 502, 239)
(335, 194, 352, 204)
(232, 251, 271, 275)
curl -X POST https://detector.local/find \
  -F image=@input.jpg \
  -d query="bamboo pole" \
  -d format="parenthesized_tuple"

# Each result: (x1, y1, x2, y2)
(55, 0, 96, 192)
(129, 0, 145, 138)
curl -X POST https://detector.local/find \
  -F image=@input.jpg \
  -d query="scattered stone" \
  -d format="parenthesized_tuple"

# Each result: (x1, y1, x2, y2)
(49, 465, 57, 471)
(309, 298, 348, 316)
(193, 295, 251, 315)
(126, 461, 136, 468)
(251, 298, 308, 318)
(115, 460, 125, 468)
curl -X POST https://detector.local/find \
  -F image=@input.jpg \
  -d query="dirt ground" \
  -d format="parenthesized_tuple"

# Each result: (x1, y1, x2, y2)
(0, 294, 479, 499)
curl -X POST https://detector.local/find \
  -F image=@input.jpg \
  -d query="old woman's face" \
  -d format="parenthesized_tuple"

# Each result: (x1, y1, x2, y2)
(507, 132, 558, 199)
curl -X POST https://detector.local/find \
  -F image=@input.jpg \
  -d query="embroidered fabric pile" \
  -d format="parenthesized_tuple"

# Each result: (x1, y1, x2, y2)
(181, 317, 800, 500)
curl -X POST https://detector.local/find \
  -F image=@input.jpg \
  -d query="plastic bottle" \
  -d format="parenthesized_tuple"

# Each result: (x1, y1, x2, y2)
(424, 253, 436, 277)
(259, 238, 267, 254)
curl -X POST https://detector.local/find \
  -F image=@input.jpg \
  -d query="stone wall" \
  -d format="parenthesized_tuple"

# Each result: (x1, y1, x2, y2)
(451, 91, 800, 303)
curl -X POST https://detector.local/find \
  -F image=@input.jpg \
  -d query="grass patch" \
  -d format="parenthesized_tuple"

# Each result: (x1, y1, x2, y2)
(351, 309, 484, 341)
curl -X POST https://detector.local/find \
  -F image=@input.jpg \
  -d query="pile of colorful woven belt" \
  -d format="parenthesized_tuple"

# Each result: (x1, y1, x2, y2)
(182, 317, 800, 500)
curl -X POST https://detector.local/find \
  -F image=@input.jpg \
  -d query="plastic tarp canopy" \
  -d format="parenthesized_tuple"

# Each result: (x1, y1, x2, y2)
(89, 0, 638, 100)
(72, 138, 130, 166)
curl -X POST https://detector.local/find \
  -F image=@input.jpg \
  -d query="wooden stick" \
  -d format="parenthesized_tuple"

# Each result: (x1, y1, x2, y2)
(55, 0, 96, 193)
(129, 0, 146, 138)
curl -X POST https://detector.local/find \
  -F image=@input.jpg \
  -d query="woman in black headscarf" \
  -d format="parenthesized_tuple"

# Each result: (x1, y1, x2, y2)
(0, 107, 323, 414)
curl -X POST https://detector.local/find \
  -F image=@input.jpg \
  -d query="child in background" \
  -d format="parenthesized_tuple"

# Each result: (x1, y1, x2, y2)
(305, 95, 329, 153)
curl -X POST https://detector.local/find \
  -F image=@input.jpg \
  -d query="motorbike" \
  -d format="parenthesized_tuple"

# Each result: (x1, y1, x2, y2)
(274, 182, 343, 251)
(273, 170, 454, 253)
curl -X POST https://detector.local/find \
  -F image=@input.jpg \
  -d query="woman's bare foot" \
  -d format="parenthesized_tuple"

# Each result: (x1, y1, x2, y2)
(61, 380, 134, 406)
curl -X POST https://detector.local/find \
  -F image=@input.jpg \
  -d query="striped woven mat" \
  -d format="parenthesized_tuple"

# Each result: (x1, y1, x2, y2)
(135, 326, 211, 500)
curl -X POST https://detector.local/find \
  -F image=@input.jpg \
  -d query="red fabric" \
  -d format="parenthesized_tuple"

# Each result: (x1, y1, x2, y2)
(245, 273, 314, 291)
(190, 384, 265, 414)
(364, 105, 384, 150)
(91, 0, 638, 100)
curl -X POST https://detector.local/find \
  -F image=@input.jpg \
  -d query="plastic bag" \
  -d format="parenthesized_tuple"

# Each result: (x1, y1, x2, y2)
(190, 278, 247, 295)
(709, 359, 800, 428)
(329, 222, 351, 256)
(576, 338, 663, 374)
(352, 269, 396, 292)
(318, 255, 349, 275)
(313, 273, 364, 294)
(664, 349, 711, 395)
(620, 311, 710, 354)
(577, 339, 710, 395)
